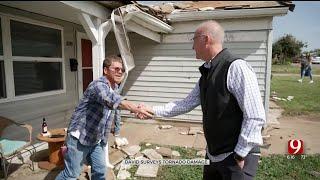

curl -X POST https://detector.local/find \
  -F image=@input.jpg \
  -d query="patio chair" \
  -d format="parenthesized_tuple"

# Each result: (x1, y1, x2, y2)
(0, 116, 35, 179)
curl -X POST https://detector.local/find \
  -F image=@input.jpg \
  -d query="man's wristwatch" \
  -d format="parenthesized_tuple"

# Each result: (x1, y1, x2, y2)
(234, 153, 245, 161)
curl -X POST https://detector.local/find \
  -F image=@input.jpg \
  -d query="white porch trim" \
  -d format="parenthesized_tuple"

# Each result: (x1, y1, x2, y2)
(60, 1, 109, 21)
(77, 12, 104, 80)
(76, 4, 174, 80)
(78, 13, 99, 43)
(92, 17, 102, 80)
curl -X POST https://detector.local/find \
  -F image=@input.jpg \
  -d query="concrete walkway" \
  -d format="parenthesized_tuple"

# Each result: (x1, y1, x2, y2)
(273, 73, 320, 77)
(108, 121, 206, 150)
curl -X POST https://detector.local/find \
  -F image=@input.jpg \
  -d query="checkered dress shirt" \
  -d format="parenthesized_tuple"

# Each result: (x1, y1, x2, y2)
(153, 59, 266, 161)
(68, 76, 122, 146)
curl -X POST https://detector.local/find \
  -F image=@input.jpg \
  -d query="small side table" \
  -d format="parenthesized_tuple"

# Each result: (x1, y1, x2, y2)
(37, 128, 66, 170)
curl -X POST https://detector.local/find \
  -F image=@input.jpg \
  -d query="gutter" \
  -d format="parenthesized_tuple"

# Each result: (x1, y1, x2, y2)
(106, 4, 174, 93)
(111, 8, 134, 93)
(123, 10, 174, 33)
(166, 7, 290, 22)
(110, 5, 174, 92)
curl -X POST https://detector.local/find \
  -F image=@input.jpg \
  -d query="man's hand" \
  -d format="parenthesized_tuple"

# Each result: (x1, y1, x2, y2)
(235, 159, 244, 169)
(234, 153, 245, 169)
(119, 100, 153, 119)
(136, 103, 154, 119)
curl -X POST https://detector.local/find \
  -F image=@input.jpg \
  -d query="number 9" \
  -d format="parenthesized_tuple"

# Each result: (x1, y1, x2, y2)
(290, 140, 301, 154)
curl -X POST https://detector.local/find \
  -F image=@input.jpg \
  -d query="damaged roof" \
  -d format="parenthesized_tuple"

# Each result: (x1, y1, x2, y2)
(133, 1, 295, 22)
(96, 1, 132, 9)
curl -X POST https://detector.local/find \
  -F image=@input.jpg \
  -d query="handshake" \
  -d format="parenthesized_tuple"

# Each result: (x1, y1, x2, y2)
(134, 103, 154, 120)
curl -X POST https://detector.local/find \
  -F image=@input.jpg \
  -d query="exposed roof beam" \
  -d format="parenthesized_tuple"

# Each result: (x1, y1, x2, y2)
(60, 1, 109, 20)
(101, 20, 112, 39)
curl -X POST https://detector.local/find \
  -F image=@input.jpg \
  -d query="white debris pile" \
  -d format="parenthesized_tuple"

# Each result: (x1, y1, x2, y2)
(109, 144, 184, 179)
(271, 91, 294, 102)
(112, 137, 129, 149)
(180, 127, 204, 135)
(159, 125, 173, 129)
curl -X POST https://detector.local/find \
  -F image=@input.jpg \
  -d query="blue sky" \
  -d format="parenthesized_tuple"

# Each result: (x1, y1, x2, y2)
(273, 1, 320, 51)
(138, 1, 320, 51)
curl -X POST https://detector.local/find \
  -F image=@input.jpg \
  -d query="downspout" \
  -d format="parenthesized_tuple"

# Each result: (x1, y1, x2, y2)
(111, 7, 135, 93)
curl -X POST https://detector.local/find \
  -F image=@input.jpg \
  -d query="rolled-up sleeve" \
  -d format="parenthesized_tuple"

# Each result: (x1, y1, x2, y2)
(94, 82, 122, 110)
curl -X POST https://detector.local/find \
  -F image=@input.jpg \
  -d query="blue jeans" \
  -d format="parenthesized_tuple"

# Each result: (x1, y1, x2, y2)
(55, 134, 106, 180)
(302, 65, 313, 80)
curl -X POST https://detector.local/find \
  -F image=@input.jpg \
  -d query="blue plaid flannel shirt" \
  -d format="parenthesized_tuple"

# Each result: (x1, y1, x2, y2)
(67, 76, 122, 146)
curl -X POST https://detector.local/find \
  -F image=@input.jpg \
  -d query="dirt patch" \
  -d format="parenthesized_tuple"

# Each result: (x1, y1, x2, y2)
(296, 114, 320, 122)
(262, 115, 320, 155)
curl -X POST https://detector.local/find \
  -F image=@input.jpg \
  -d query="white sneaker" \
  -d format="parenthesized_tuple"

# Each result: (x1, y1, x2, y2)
(106, 162, 114, 169)
(115, 136, 123, 146)
(310, 80, 314, 84)
(298, 79, 302, 83)
(122, 137, 129, 145)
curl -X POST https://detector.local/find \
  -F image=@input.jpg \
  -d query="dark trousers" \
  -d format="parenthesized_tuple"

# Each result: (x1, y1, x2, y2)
(203, 152, 259, 180)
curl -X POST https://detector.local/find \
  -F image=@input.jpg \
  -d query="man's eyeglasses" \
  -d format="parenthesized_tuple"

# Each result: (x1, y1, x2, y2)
(109, 67, 125, 73)
(190, 34, 206, 41)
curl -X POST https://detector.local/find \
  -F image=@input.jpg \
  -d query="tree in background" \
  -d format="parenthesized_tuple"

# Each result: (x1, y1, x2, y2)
(272, 34, 307, 64)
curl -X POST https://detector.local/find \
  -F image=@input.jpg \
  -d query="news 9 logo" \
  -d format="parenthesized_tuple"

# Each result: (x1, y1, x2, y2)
(288, 140, 304, 154)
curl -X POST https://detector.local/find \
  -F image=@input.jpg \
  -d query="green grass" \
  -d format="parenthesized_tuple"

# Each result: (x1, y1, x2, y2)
(122, 143, 320, 180)
(256, 155, 320, 180)
(272, 64, 320, 75)
(114, 143, 203, 180)
(271, 76, 320, 115)
(136, 143, 203, 180)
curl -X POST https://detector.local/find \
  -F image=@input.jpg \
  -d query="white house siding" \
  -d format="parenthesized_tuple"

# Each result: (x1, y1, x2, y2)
(106, 17, 272, 123)
(0, 5, 84, 141)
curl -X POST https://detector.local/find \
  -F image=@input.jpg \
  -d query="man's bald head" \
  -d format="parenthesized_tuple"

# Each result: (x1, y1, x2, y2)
(196, 20, 225, 45)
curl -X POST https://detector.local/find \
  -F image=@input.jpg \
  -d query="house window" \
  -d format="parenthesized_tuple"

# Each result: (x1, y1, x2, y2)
(13, 62, 62, 96)
(0, 16, 65, 103)
(0, 61, 5, 99)
(9, 20, 63, 97)
(0, 18, 5, 99)
(11, 20, 61, 57)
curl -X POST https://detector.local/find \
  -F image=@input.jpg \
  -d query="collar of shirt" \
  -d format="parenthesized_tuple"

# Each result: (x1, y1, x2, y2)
(203, 54, 217, 69)
(204, 61, 211, 69)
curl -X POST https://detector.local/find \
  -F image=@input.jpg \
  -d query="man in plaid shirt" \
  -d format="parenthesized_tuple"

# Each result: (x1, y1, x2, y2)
(56, 55, 152, 180)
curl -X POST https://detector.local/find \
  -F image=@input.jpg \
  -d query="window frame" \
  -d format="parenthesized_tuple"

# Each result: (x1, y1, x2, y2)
(0, 13, 66, 103)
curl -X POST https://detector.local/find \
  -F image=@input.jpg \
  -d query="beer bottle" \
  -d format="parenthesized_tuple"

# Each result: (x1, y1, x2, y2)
(42, 118, 48, 134)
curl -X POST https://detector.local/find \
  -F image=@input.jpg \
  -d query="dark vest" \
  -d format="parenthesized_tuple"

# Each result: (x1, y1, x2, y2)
(199, 48, 243, 156)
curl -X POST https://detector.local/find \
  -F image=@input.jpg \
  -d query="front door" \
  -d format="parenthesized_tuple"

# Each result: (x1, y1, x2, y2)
(77, 32, 93, 99)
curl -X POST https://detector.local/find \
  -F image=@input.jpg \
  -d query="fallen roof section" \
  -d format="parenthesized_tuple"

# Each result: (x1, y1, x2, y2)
(110, 4, 173, 43)
(96, 1, 132, 10)
(123, 4, 173, 33)
(134, 1, 295, 23)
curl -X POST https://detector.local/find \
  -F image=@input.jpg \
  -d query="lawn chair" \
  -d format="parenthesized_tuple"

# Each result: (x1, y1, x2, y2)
(0, 116, 35, 179)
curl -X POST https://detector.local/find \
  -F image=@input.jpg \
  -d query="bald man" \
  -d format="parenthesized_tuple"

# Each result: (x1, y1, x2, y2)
(138, 21, 266, 179)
